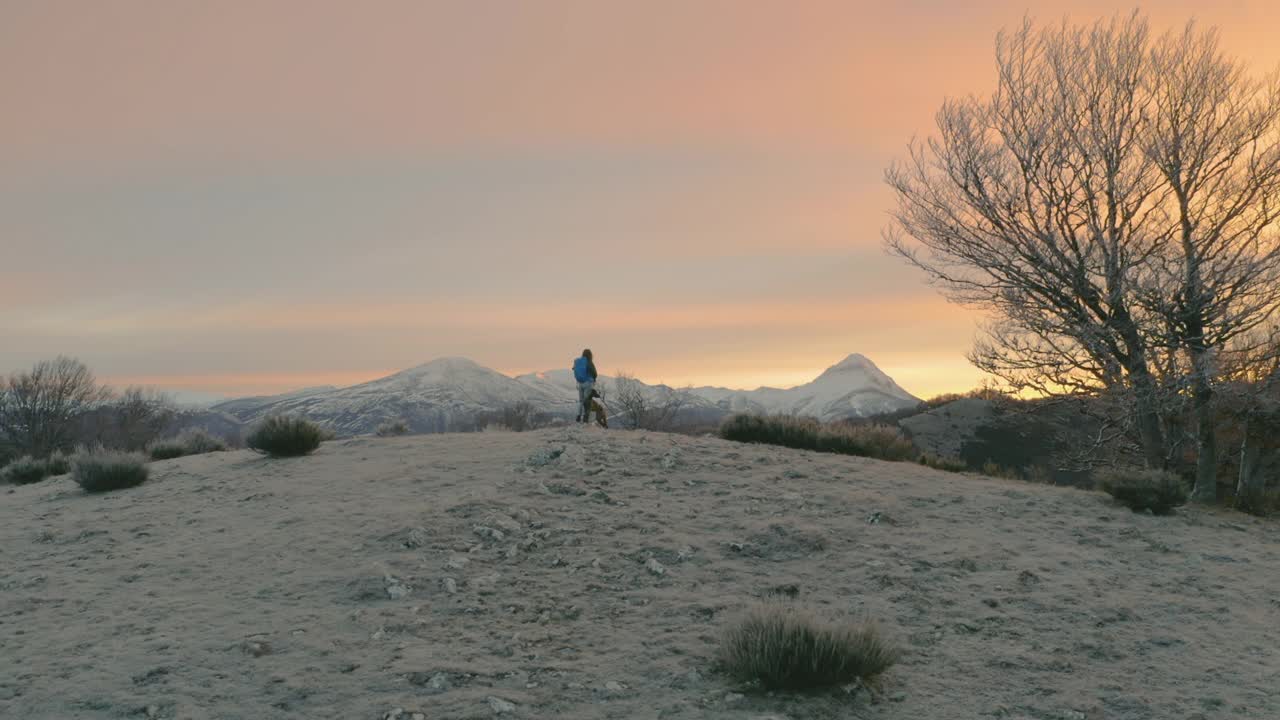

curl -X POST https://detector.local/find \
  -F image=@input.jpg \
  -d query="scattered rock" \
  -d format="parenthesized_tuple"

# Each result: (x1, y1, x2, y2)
(474, 525, 505, 542)
(488, 514, 523, 534)
(240, 640, 272, 657)
(402, 528, 428, 549)
(724, 692, 746, 704)
(486, 696, 517, 714)
(442, 577, 458, 594)
(604, 680, 626, 693)
(472, 572, 502, 594)
(676, 546, 696, 562)
(446, 554, 470, 570)
(427, 673, 450, 692)
(545, 482, 586, 496)
(644, 558, 667, 576)
(385, 575, 412, 599)
(782, 469, 807, 479)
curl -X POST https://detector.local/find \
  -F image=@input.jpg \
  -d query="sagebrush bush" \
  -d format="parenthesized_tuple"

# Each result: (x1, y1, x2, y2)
(148, 439, 188, 460)
(919, 453, 968, 473)
(45, 450, 71, 476)
(177, 427, 227, 454)
(1233, 485, 1280, 518)
(376, 419, 410, 437)
(1097, 469, 1188, 515)
(720, 414, 917, 462)
(148, 428, 227, 460)
(719, 601, 899, 690)
(1, 456, 51, 485)
(73, 451, 149, 493)
(246, 415, 324, 457)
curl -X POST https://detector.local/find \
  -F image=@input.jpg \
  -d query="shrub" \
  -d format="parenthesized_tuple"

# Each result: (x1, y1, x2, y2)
(719, 601, 899, 690)
(1234, 485, 1280, 518)
(46, 450, 71, 476)
(919, 453, 968, 473)
(817, 423, 916, 461)
(246, 415, 324, 457)
(376, 419, 410, 437)
(72, 451, 149, 493)
(720, 414, 917, 462)
(148, 427, 228, 460)
(148, 439, 188, 460)
(1, 456, 51, 485)
(177, 427, 228, 454)
(1097, 469, 1189, 515)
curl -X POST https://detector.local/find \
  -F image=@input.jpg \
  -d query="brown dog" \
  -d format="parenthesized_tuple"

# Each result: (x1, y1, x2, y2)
(590, 391, 609, 428)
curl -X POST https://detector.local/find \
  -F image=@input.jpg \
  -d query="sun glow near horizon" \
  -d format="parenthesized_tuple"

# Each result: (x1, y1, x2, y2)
(6, 2, 1279, 400)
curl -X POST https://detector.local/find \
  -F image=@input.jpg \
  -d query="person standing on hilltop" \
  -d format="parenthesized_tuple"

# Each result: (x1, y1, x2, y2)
(572, 349, 598, 424)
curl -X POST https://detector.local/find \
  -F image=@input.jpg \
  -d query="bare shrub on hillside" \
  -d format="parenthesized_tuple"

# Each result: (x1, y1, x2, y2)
(719, 601, 899, 690)
(613, 372, 691, 431)
(95, 387, 175, 451)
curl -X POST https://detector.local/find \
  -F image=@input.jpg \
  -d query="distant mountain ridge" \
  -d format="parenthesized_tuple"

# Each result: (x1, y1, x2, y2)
(211, 354, 921, 436)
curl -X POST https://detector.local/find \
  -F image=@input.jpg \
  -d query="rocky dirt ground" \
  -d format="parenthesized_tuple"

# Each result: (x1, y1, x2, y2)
(2, 427, 1278, 719)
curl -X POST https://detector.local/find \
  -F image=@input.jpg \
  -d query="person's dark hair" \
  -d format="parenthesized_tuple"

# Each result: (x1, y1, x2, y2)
(582, 348, 593, 360)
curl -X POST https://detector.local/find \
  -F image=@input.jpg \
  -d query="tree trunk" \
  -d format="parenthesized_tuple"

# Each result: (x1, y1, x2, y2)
(1189, 348, 1218, 502)
(1126, 355, 1168, 470)
(1236, 425, 1262, 496)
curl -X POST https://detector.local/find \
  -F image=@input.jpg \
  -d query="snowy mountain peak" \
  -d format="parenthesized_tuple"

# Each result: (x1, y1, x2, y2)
(826, 353, 876, 373)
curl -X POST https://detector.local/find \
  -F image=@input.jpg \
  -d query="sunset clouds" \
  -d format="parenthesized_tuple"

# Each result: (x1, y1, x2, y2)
(5, 1, 1279, 398)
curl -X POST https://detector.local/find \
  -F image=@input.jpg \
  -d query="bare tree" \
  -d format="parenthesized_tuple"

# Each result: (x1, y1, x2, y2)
(91, 386, 176, 451)
(611, 371, 691, 431)
(1141, 25, 1280, 500)
(886, 15, 1172, 468)
(0, 357, 111, 457)
(887, 15, 1280, 494)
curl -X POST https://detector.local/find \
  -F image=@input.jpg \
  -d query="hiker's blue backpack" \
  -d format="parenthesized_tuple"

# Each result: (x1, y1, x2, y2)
(572, 356, 591, 383)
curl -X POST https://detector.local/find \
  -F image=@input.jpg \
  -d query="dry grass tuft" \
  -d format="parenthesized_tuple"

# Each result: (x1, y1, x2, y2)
(719, 601, 899, 691)
(375, 419, 410, 437)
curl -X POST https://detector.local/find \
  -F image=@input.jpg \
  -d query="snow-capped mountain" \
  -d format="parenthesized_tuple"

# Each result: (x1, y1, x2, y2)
(213, 358, 572, 436)
(694, 353, 920, 420)
(212, 354, 921, 436)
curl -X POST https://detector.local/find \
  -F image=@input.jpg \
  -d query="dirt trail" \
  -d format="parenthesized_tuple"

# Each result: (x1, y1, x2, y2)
(2, 427, 1277, 719)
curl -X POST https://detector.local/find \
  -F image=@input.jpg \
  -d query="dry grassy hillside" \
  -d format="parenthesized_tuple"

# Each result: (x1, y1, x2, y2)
(2, 428, 1277, 719)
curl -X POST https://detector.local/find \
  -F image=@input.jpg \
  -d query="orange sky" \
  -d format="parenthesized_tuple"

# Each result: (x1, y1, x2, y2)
(4, 1, 1280, 400)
